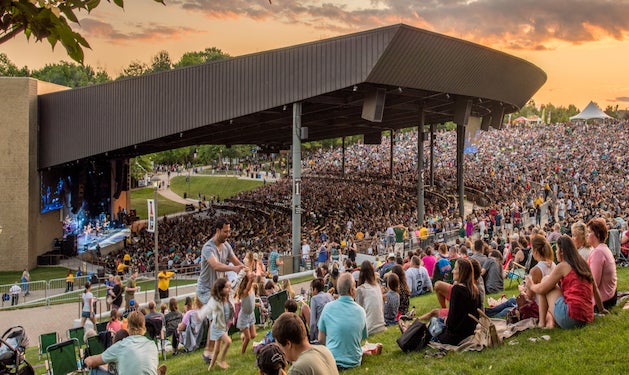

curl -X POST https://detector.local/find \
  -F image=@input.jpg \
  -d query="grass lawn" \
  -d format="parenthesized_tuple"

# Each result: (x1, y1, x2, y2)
(130, 188, 186, 220)
(0, 267, 70, 286)
(169, 175, 263, 202)
(20, 267, 629, 375)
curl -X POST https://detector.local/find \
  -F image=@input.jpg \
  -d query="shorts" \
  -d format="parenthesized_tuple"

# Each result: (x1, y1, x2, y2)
(210, 324, 226, 341)
(554, 296, 586, 329)
(237, 312, 256, 330)
(81, 311, 93, 318)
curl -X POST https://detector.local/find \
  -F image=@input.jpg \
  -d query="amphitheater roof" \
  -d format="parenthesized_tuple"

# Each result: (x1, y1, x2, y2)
(38, 24, 546, 169)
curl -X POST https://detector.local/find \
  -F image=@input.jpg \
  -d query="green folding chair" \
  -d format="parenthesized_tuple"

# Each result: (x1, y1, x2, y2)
(46, 338, 83, 375)
(95, 321, 108, 333)
(267, 289, 289, 322)
(39, 331, 58, 360)
(67, 327, 85, 349)
(86, 335, 106, 357)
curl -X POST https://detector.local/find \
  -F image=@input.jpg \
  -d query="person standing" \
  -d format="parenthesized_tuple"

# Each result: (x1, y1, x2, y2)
(65, 270, 74, 292)
(157, 269, 175, 299)
(268, 248, 283, 277)
(273, 312, 339, 375)
(81, 282, 97, 327)
(196, 217, 245, 364)
(301, 239, 311, 269)
(21, 269, 30, 296)
(10, 282, 21, 306)
(124, 269, 139, 309)
(318, 273, 367, 370)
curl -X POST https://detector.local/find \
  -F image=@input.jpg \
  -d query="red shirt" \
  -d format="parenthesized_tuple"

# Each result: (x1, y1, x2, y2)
(561, 269, 593, 323)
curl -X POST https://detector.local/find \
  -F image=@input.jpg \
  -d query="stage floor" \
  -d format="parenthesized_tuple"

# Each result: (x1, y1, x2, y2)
(77, 227, 130, 253)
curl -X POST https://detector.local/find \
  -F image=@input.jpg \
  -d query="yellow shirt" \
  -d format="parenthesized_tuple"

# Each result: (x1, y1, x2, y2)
(158, 271, 175, 290)
(66, 274, 74, 283)
(419, 227, 429, 240)
(116, 263, 127, 274)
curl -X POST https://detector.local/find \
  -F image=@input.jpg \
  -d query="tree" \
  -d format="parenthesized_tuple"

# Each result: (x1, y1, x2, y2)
(0, 52, 29, 76)
(30, 60, 110, 87)
(174, 47, 231, 68)
(118, 61, 149, 78)
(148, 50, 171, 73)
(0, 0, 164, 64)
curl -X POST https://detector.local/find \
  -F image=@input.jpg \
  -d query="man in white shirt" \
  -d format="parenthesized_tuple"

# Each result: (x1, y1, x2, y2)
(301, 239, 311, 269)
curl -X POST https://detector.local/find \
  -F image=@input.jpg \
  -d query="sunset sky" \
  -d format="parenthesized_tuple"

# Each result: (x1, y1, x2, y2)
(3, 0, 629, 110)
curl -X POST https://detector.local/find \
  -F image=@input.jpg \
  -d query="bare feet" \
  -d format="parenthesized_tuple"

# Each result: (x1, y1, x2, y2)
(217, 361, 229, 369)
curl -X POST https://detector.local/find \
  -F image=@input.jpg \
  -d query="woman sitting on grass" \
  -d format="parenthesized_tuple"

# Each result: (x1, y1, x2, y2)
(356, 260, 386, 336)
(527, 235, 607, 329)
(433, 258, 483, 345)
(383, 273, 400, 326)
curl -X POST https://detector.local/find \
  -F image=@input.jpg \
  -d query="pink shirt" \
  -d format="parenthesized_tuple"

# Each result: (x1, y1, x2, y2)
(588, 243, 617, 302)
(422, 255, 436, 278)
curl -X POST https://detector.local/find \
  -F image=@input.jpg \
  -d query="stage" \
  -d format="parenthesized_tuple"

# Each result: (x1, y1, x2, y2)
(77, 227, 130, 254)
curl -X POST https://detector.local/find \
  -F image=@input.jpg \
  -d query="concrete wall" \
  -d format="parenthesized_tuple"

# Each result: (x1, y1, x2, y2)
(0, 78, 68, 271)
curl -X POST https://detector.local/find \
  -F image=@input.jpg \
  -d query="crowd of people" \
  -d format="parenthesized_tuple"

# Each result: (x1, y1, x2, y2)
(77, 121, 629, 374)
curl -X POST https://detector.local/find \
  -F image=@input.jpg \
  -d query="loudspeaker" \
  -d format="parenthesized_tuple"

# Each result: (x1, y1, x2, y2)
(301, 127, 308, 140)
(364, 132, 382, 145)
(481, 116, 492, 131)
(121, 161, 130, 191)
(63, 235, 77, 257)
(453, 96, 472, 126)
(361, 88, 386, 122)
(490, 108, 505, 129)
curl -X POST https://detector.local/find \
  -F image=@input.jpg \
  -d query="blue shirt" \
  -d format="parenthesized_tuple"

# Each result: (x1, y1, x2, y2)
(269, 251, 280, 273)
(318, 295, 367, 368)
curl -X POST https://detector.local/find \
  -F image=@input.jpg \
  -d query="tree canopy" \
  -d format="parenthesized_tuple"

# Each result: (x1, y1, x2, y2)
(0, 0, 164, 64)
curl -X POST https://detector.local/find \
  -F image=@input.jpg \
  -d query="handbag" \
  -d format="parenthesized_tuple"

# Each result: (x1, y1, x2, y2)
(397, 319, 430, 352)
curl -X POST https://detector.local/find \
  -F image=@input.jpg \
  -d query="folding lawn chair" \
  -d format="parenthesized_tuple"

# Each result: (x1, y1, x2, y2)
(267, 289, 289, 323)
(95, 321, 108, 333)
(39, 332, 58, 361)
(86, 335, 106, 357)
(145, 318, 167, 360)
(67, 327, 85, 349)
(506, 262, 526, 288)
(46, 338, 84, 375)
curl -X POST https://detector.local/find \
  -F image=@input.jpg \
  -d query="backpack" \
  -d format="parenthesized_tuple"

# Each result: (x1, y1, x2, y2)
(396, 319, 430, 352)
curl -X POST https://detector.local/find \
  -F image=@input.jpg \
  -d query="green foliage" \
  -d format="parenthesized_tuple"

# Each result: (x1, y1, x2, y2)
(173, 47, 231, 68)
(0, 52, 29, 76)
(118, 60, 149, 78)
(30, 60, 110, 87)
(149, 50, 172, 73)
(0, 0, 165, 64)
(130, 155, 152, 181)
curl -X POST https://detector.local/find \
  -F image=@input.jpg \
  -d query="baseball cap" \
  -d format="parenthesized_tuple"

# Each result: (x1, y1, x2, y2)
(388, 252, 396, 259)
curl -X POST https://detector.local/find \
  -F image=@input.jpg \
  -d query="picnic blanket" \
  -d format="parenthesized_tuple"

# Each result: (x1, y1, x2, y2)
(428, 318, 537, 352)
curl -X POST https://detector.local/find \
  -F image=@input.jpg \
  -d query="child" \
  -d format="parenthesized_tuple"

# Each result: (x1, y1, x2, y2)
(383, 273, 400, 326)
(198, 278, 234, 370)
(235, 271, 256, 354)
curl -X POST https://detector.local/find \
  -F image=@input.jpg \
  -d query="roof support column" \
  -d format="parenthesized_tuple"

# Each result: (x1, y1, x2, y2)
(430, 123, 435, 187)
(292, 102, 302, 258)
(455, 97, 472, 219)
(342, 137, 345, 177)
(417, 107, 425, 226)
(390, 130, 394, 179)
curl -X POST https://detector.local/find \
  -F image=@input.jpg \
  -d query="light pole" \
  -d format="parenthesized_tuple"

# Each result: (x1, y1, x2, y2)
(150, 175, 161, 305)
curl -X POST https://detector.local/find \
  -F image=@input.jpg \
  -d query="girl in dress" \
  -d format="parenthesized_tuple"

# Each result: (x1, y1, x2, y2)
(235, 271, 257, 354)
(198, 278, 234, 370)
